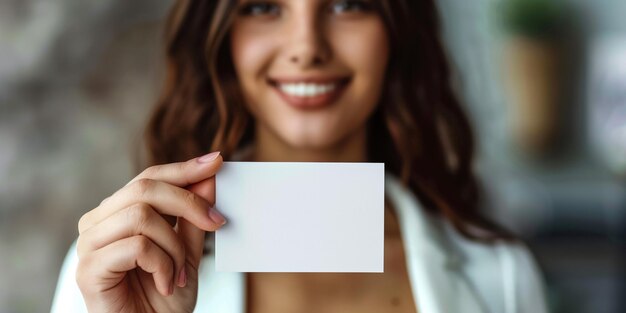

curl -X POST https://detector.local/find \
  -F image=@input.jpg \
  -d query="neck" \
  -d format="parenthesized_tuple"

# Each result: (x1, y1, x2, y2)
(251, 124, 369, 163)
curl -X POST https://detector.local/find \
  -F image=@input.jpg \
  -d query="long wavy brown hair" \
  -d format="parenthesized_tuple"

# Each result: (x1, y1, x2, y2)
(141, 0, 514, 242)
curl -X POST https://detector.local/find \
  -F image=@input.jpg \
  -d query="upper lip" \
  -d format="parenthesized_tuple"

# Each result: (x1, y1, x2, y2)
(269, 75, 351, 85)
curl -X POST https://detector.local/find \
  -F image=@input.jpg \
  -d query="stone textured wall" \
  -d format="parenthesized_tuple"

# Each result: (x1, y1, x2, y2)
(0, 1, 170, 311)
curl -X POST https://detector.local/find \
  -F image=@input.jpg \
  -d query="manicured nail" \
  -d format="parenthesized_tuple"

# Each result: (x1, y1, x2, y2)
(208, 205, 227, 226)
(197, 151, 220, 163)
(177, 266, 187, 288)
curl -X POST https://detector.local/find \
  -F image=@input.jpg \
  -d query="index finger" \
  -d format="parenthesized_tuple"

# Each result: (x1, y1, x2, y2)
(126, 151, 222, 188)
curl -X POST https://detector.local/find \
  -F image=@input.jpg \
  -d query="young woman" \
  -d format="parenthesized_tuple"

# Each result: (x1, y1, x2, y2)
(51, 0, 549, 312)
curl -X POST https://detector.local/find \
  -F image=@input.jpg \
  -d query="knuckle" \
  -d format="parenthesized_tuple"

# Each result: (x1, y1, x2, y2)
(131, 178, 155, 199)
(75, 266, 87, 288)
(142, 165, 162, 178)
(132, 235, 152, 257)
(76, 237, 87, 258)
(78, 213, 90, 234)
(126, 203, 153, 233)
(75, 256, 94, 288)
(183, 189, 200, 207)
(99, 196, 110, 206)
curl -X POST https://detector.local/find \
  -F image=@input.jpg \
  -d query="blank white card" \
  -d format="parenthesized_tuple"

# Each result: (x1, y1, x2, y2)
(215, 162, 384, 272)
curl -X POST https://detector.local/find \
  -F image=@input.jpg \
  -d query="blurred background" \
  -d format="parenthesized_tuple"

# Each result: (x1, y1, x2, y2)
(0, 0, 624, 312)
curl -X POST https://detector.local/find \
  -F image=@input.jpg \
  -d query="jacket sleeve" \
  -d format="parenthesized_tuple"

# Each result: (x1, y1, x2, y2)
(50, 240, 89, 313)
(501, 242, 550, 313)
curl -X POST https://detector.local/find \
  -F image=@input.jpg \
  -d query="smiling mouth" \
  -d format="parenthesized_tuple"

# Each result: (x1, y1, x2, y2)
(268, 77, 351, 109)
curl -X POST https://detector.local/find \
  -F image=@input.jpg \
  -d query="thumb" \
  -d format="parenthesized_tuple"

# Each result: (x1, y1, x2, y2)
(178, 177, 225, 267)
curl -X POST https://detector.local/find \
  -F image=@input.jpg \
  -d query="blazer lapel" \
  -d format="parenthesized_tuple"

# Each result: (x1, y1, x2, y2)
(385, 175, 488, 313)
(198, 253, 246, 313)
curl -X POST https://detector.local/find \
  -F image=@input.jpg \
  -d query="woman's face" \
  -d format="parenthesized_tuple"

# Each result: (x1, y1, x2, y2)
(230, 0, 389, 149)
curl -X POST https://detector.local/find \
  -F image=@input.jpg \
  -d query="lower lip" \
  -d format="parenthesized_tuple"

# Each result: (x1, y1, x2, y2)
(271, 79, 349, 109)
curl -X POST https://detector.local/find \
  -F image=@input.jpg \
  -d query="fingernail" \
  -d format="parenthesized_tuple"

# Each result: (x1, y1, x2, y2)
(197, 151, 221, 163)
(208, 205, 227, 226)
(177, 266, 187, 288)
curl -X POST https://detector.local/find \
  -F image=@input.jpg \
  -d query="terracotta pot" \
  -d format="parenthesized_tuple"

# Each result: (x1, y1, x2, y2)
(503, 36, 562, 156)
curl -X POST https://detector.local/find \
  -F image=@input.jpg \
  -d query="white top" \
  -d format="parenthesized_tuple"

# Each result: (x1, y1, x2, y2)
(51, 174, 549, 313)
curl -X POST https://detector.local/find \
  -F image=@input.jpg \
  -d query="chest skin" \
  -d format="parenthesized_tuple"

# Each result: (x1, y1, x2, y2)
(245, 204, 418, 313)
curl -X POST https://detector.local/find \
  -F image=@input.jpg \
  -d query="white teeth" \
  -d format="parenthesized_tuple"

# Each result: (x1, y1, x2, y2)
(278, 82, 337, 97)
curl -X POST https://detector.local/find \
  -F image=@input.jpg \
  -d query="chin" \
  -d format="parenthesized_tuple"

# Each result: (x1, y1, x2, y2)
(279, 130, 341, 150)
(265, 120, 349, 150)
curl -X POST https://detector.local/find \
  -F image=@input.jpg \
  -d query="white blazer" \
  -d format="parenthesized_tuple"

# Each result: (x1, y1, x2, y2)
(51, 174, 549, 313)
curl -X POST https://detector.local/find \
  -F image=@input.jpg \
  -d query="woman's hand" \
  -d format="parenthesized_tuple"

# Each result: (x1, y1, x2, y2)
(75, 151, 225, 312)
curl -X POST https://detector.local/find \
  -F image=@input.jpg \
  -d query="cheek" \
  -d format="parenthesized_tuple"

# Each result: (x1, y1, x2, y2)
(332, 20, 389, 112)
(230, 27, 276, 91)
(334, 22, 389, 70)
(230, 31, 273, 118)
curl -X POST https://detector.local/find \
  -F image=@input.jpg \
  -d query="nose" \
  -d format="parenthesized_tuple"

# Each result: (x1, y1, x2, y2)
(286, 10, 330, 68)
